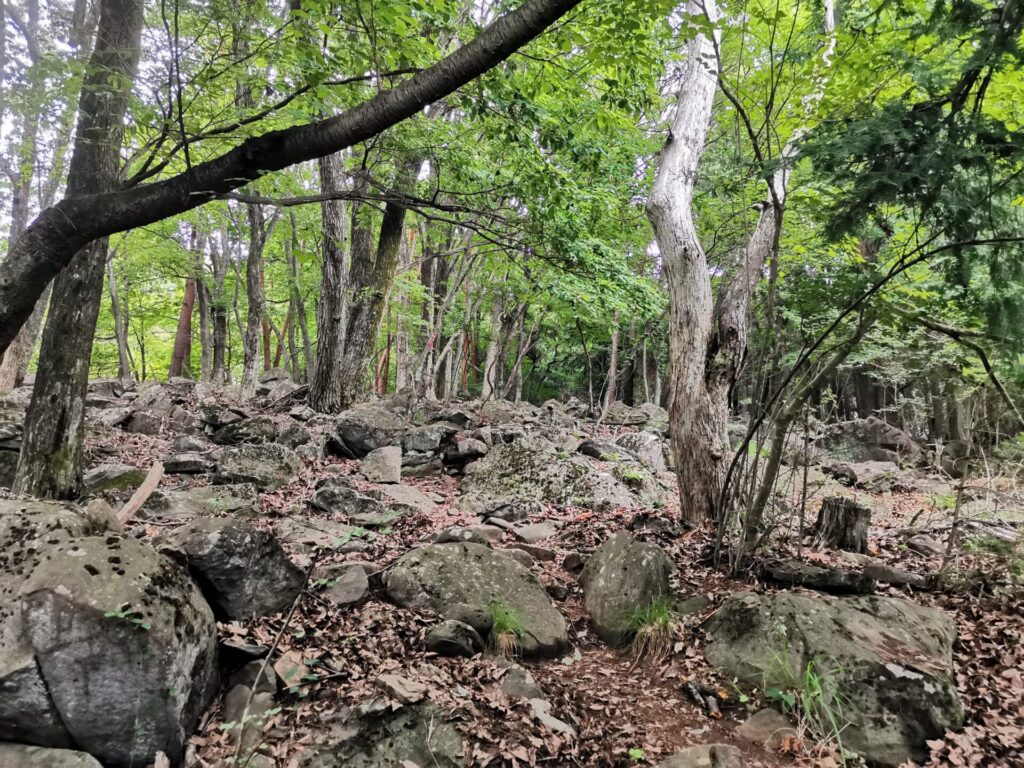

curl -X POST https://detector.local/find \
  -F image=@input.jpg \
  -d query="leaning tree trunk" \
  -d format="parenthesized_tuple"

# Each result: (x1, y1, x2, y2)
(14, 0, 144, 498)
(307, 152, 352, 413)
(169, 275, 197, 378)
(814, 497, 871, 554)
(646, 0, 723, 524)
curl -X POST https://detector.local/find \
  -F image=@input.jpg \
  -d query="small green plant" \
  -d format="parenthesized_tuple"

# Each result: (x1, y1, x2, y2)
(104, 608, 151, 631)
(929, 493, 957, 511)
(624, 597, 679, 666)
(628, 747, 646, 762)
(766, 652, 852, 762)
(489, 600, 525, 658)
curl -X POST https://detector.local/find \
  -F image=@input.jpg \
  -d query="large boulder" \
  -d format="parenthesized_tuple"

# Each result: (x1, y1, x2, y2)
(359, 445, 401, 484)
(162, 517, 305, 619)
(614, 431, 668, 474)
(310, 476, 413, 528)
(705, 592, 963, 767)
(329, 405, 407, 458)
(82, 463, 147, 495)
(459, 436, 636, 514)
(0, 501, 110, 749)
(580, 533, 674, 644)
(10, 533, 218, 767)
(384, 542, 568, 657)
(823, 417, 924, 464)
(213, 443, 298, 490)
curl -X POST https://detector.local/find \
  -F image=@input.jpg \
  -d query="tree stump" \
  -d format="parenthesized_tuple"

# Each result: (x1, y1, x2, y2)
(814, 497, 871, 553)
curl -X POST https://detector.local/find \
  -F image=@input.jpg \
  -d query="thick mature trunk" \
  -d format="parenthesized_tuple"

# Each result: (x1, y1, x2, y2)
(240, 204, 267, 398)
(169, 276, 197, 378)
(331, 162, 417, 410)
(307, 152, 351, 412)
(0, 0, 584, 355)
(14, 0, 144, 498)
(107, 260, 133, 380)
(646, 0, 722, 524)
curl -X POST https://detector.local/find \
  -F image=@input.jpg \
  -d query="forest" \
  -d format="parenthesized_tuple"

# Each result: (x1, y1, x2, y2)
(0, 0, 1021, 766)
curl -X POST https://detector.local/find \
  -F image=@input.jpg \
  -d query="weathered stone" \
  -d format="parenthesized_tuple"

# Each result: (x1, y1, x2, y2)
(172, 434, 208, 452)
(504, 548, 535, 568)
(377, 483, 436, 513)
(174, 483, 259, 516)
(761, 558, 875, 595)
(906, 533, 945, 557)
(656, 744, 742, 768)
(615, 431, 668, 473)
(275, 516, 369, 553)
(19, 535, 218, 767)
(705, 592, 963, 766)
(736, 708, 798, 750)
(384, 543, 568, 657)
(324, 566, 370, 608)
(511, 543, 556, 561)
(222, 684, 274, 753)
(213, 443, 298, 490)
(425, 620, 483, 657)
(513, 522, 558, 543)
(125, 410, 162, 435)
(82, 463, 147, 495)
(562, 551, 586, 572)
(359, 445, 402, 484)
(278, 422, 312, 449)
(479, 497, 538, 523)
(580, 532, 674, 644)
(229, 660, 278, 695)
(528, 698, 577, 739)
(211, 415, 279, 446)
(864, 563, 933, 589)
(299, 703, 464, 768)
(460, 437, 637, 514)
(444, 602, 494, 636)
(377, 673, 427, 704)
(0, 744, 104, 767)
(402, 422, 458, 453)
(289, 404, 317, 422)
(495, 660, 545, 700)
(163, 517, 303, 619)
(330, 405, 407, 458)
(435, 526, 493, 546)
(163, 452, 213, 474)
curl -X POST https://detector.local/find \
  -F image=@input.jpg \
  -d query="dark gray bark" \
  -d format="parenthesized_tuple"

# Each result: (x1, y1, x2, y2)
(14, 0, 144, 498)
(0, 0, 584, 355)
(106, 259, 133, 380)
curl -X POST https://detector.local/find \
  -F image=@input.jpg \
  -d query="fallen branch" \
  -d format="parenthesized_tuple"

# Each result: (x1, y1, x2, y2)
(116, 461, 164, 526)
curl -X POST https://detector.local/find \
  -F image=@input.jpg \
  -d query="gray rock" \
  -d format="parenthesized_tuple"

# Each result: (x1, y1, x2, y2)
(299, 702, 464, 768)
(331, 405, 407, 458)
(289, 404, 317, 421)
(705, 592, 963, 766)
(163, 517, 304, 619)
(275, 516, 369, 553)
(504, 548, 534, 568)
(0, 744, 104, 767)
(126, 410, 162, 435)
(18, 535, 218, 767)
(736, 708, 798, 750)
(580, 532, 674, 644)
(229, 660, 277, 695)
(211, 415, 279, 446)
(402, 422, 457, 453)
(513, 522, 557, 543)
(761, 558, 876, 594)
(222, 683, 274, 753)
(385, 543, 568, 657)
(82, 463, 147, 495)
(174, 483, 259, 517)
(528, 698, 577, 739)
(213, 443, 298, 490)
(435, 526, 493, 546)
(444, 602, 494, 636)
(324, 566, 370, 608)
(495, 660, 545, 700)
(163, 452, 213, 474)
(278, 422, 312, 449)
(864, 563, 933, 589)
(172, 434, 208, 452)
(511, 543, 557, 562)
(906, 533, 945, 557)
(656, 744, 742, 768)
(614, 431, 668, 473)
(376, 483, 436, 514)
(359, 445, 402, 484)
(460, 437, 637, 514)
(480, 497, 538, 523)
(425, 619, 484, 657)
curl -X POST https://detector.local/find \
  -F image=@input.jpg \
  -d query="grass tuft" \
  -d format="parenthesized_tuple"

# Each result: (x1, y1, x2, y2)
(625, 597, 680, 667)
(489, 600, 525, 659)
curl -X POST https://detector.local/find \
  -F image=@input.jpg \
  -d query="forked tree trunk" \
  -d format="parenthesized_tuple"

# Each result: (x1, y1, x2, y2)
(814, 497, 871, 554)
(646, 0, 723, 524)
(14, 0, 144, 498)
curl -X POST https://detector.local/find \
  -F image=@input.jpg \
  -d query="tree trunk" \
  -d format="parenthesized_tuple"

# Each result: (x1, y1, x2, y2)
(603, 311, 621, 412)
(14, 0, 144, 498)
(481, 290, 504, 401)
(331, 161, 418, 410)
(240, 204, 267, 398)
(307, 152, 351, 412)
(813, 497, 871, 554)
(646, 0, 723, 524)
(169, 275, 197, 378)
(210, 234, 230, 383)
(287, 218, 312, 381)
(107, 259, 133, 380)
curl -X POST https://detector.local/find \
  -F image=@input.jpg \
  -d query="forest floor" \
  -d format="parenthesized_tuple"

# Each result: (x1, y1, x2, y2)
(82, 394, 1024, 768)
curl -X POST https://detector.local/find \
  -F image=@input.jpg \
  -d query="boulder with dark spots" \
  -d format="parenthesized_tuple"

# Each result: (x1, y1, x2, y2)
(211, 415, 279, 446)
(459, 437, 637, 514)
(329, 405, 407, 458)
(310, 476, 415, 528)
(16, 535, 218, 767)
(705, 591, 963, 766)
(580, 532, 674, 644)
(384, 542, 568, 657)
(162, 517, 304, 619)
(614, 431, 668, 473)
(213, 443, 298, 490)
